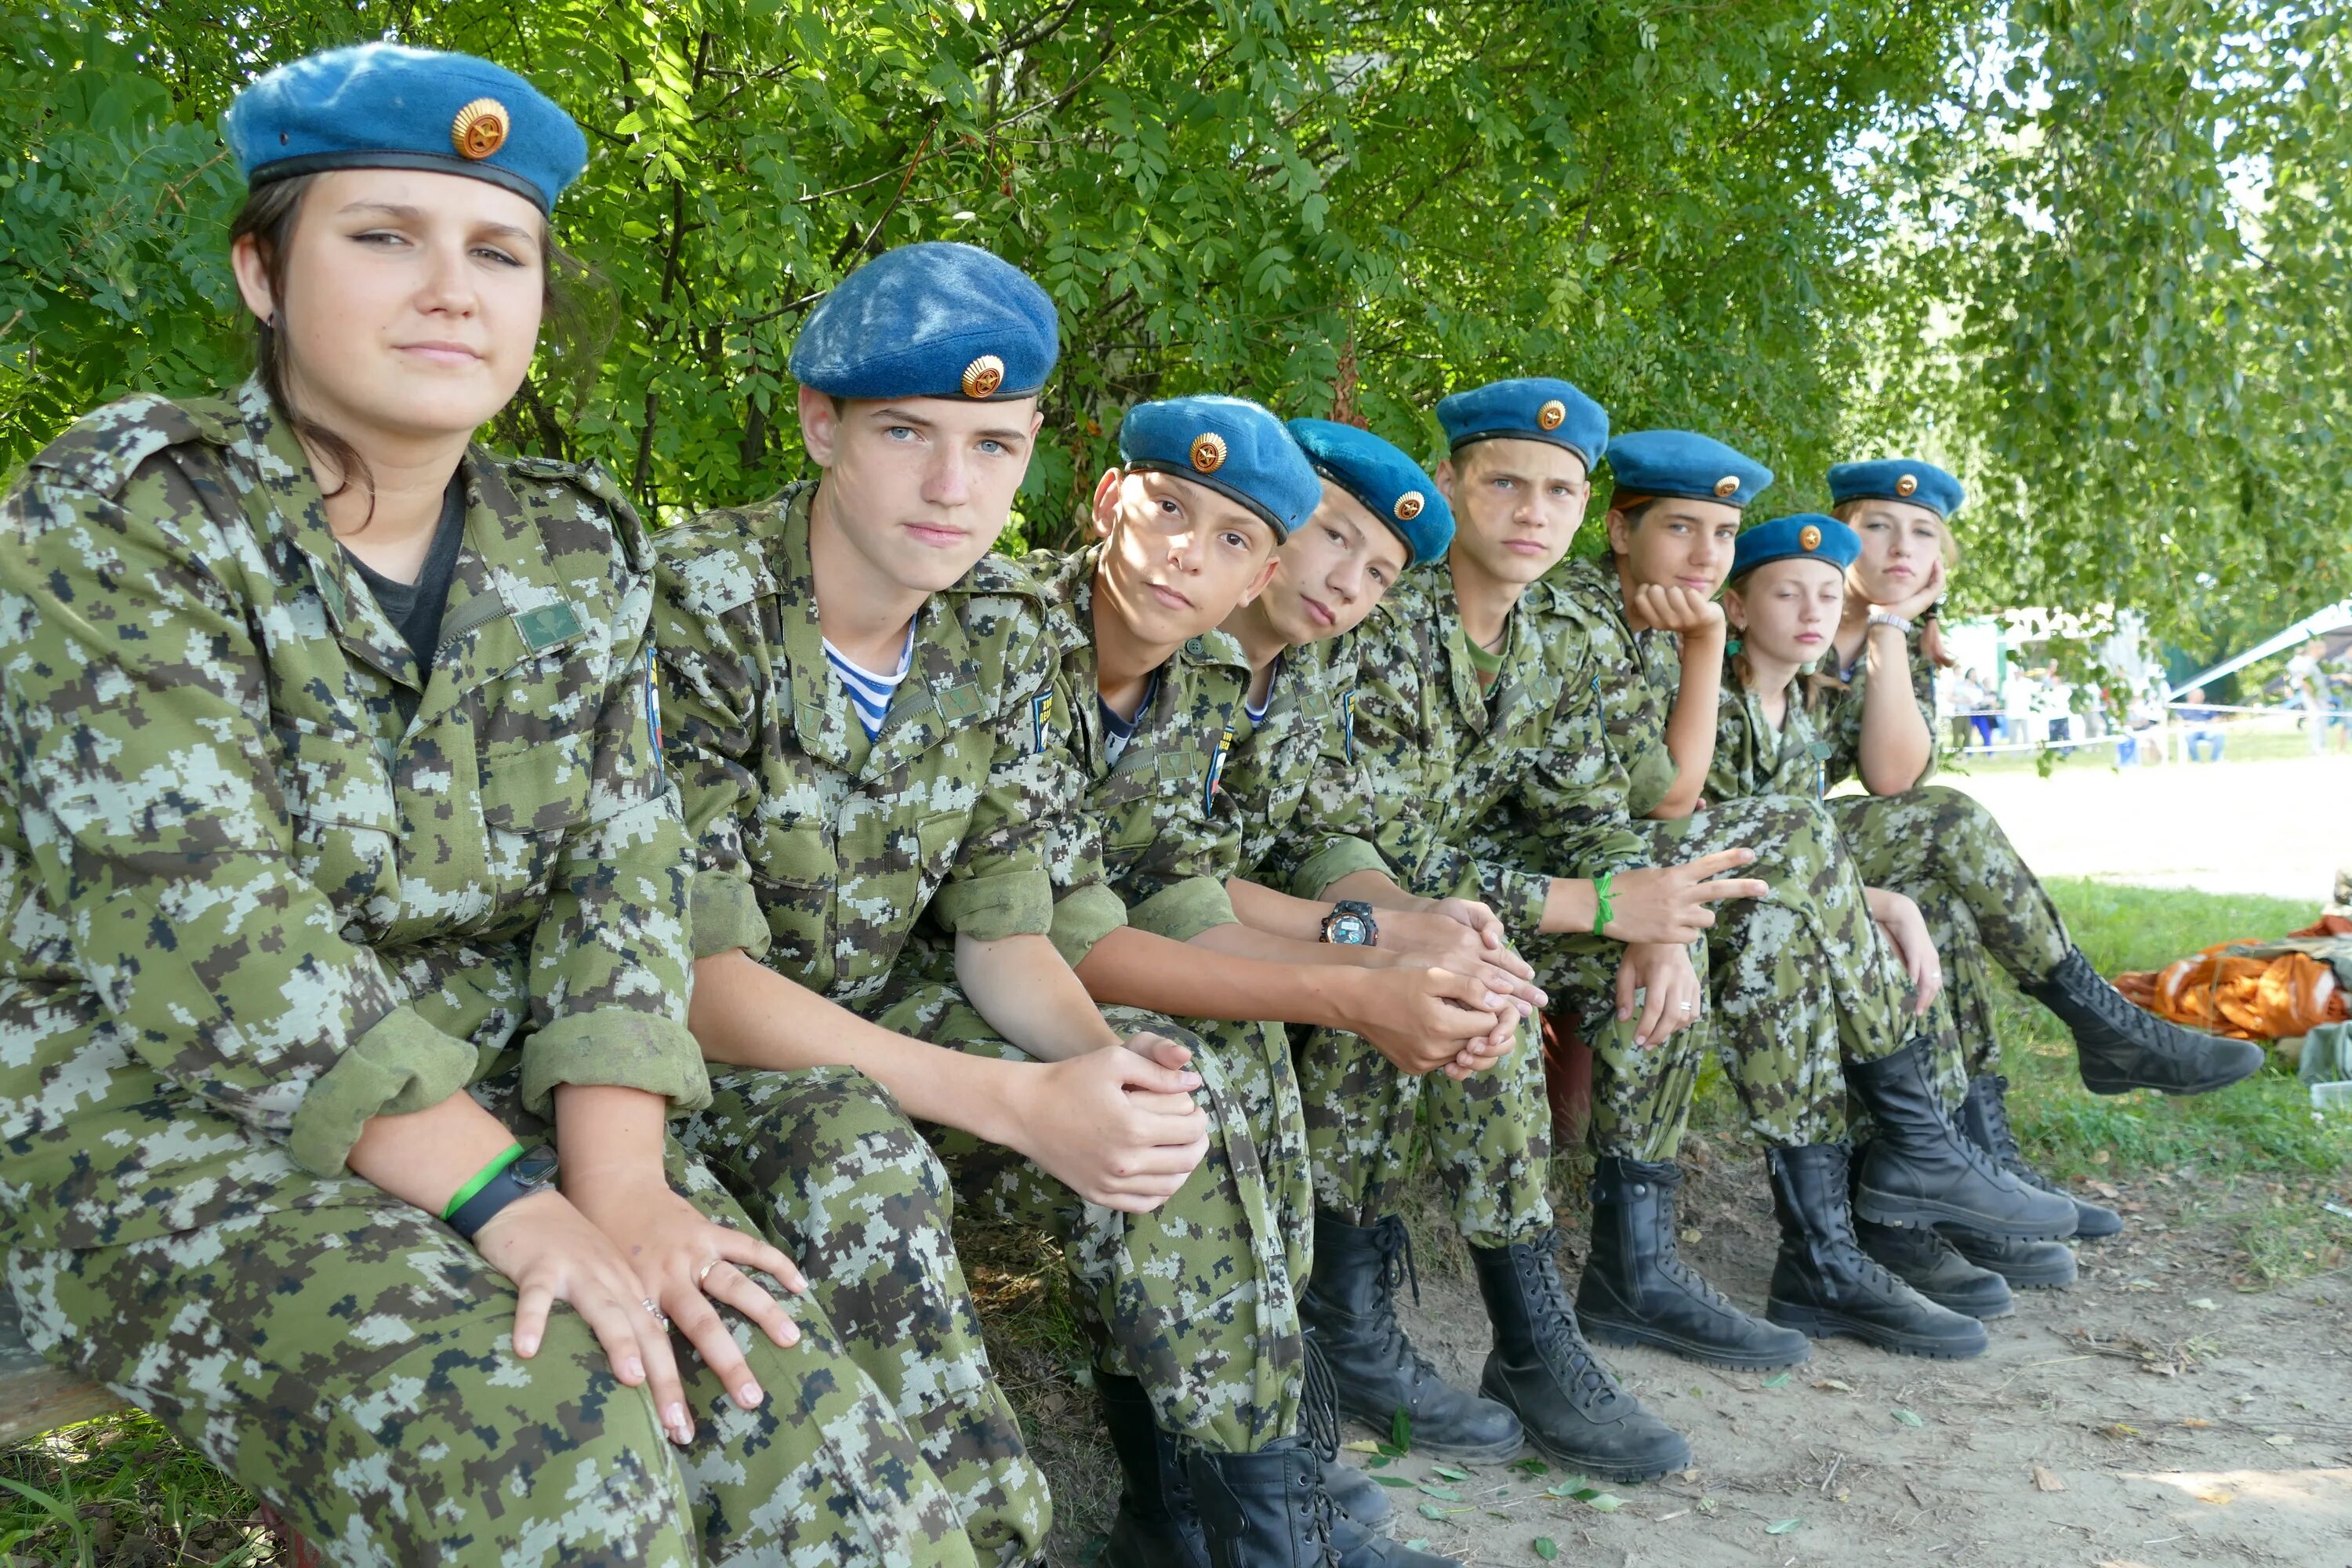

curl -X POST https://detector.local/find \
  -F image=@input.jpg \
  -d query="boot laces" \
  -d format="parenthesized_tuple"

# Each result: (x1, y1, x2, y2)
(1367, 1217, 1447, 1389)
(1297, 1339, 1343, 1566)
(1969, 1076, 2060, 1192)
(1517, 1242, 1624, 1408)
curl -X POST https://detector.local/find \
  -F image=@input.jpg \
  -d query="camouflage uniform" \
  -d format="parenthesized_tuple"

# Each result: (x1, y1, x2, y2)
(1491, 558, 1927, 1160)
(1022, 545, 1310, 1447)
(0, 386, 968, 1566)
(1808, 630, 2072, 1080)
(652, 482, 1065, 1558)
(1283, 568, 1646, 1245)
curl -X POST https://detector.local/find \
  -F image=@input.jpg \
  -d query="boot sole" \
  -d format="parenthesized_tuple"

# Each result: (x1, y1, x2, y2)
(1333, 1398, 1524, 1462)
(1915, 1289, 2016, 1320)
(1581, 1316, 1811, 1371)
(1942, 1253, 2078, 1290)
(1853, 1186, 2077, 1242)
(2078, 1045, 2266, 1098)
(1766, 1300, 1988, 1359)
(1500, 1422, 1688, 1484)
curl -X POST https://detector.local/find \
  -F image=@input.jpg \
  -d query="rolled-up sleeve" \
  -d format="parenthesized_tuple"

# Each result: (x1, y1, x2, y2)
(0, 481, 477, 1178)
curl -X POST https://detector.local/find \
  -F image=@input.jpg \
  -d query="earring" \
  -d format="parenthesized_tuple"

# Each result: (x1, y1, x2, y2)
(266, 310, 280, 331)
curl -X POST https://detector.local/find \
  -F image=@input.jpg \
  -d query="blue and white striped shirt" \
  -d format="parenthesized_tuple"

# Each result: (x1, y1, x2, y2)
(823, 623, 916, 739)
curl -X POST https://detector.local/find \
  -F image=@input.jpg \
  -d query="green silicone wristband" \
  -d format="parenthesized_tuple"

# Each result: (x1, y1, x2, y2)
(442, 1142, 526, 1221)
(1592, 871, 1616, 935)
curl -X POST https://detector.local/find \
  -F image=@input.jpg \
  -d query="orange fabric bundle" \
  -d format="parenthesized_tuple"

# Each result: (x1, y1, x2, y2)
(2114, 915, 2350, 1041)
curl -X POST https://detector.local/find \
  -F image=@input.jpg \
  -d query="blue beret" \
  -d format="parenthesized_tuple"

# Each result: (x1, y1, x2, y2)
(1606, 430, 1773, 510)
(1286, 419, 1455, 565)
(790, 242, 1059, 402)
(1119, 396, 1319, 540)
(1435, 377, 1609, 470)
(225, 45, 586, 212)
(1730, 514, 1860, 583)
(1828, 459, 1965, 520)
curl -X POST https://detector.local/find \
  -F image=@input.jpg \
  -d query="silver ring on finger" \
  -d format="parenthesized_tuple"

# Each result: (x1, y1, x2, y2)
(641, 1296, 670, 1328)
(1678, 1001, 1695, 1012)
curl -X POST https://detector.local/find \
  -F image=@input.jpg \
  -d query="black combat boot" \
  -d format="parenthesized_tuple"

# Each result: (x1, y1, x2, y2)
(2023, 948, 2267, 1095)
(1300, 1212, 1523, 1461)
(1469, 1236, 1690, 1482)
(1577, 1157, 1812, 1369)
(1763, 1145, 1989, 1359)
(1938, 1225, 2079, 1289)
(1847, 1040, 2078, 1240)
(1853, 1217, 2014, 1319)
(1101, 1374, 1207, 1568)
(1186, 1441, 1460, 1568)
(1955, 1074, 2123, 1239)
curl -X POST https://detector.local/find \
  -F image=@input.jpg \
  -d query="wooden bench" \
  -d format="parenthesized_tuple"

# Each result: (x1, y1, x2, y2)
(1, 1294, 318, 1563)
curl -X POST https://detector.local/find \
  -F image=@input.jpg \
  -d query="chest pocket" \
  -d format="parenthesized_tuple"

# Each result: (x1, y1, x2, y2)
(478, 732, 596, 840)
(271, 720, 401, 931)
(1107, 751, 1206, 851)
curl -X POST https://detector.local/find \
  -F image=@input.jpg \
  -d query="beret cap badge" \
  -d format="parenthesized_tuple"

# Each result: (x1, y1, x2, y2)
(1713, 474, 1740, 498)
(451, 99, 510, 160)
(1189, 432, 1228, 474)
(1394, 490, 1425, 521)
(1537, 399, 1567, 431)
(1896, 472, 1918, 497)
(960, 354, 1005, 399)
(1798, 524, 1822, 550)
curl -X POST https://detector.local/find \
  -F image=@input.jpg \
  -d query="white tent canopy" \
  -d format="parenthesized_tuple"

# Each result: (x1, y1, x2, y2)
(2167, 600, 2352, 699)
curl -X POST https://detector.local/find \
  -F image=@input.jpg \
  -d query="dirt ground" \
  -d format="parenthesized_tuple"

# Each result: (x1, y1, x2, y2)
(1325, 1153, 2352, 1568)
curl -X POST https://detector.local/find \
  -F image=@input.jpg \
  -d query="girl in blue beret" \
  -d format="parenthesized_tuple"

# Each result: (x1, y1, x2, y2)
(1812, 466, 2264, 1294)
(0, 43, 976, 1567)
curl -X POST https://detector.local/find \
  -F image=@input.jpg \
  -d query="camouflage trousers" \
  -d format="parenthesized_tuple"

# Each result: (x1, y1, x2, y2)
(866, 971, 1308, 1454)
(1511, 794, 1922, 1160)
(1291, 1010, 1555, 1249)
(681, 1064, 1050, 1568)
(5, 1155, 972, 1568)
(1828, 785, 2073, 1090)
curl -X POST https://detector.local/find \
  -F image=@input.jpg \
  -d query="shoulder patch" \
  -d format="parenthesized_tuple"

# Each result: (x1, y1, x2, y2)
(26, 394, 235, 499)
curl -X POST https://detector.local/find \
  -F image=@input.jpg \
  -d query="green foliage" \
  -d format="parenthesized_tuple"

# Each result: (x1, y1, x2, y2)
(4, 0, 1977, 538)
(4, 0, 2339, 613)
(1874, 1, 2352, 650)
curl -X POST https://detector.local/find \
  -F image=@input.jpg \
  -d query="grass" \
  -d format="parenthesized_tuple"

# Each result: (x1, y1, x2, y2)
(5, 877, 2345, 1563)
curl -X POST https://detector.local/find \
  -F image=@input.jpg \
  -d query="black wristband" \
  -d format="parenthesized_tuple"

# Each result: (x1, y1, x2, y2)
(448, 1145, 561, 1241)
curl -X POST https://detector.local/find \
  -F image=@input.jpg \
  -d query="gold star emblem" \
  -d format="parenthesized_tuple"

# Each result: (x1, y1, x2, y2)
(961, 355, 1005, 398)
(1537, 399, 1567, 430)
(1713, 474, 1740, 498)
(1395, 491, 1425, 521)
(1896, 473, 1918, 497)
(1798, 524, 1822, 551)
(1189, 432, 1227, 474)
(451, 99, 510, 161)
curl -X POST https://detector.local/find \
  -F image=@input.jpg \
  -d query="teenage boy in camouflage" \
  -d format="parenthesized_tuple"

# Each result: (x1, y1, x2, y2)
(659, 245, 1290, 1567)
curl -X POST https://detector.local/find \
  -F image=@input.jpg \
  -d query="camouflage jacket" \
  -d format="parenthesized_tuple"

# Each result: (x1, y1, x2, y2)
(1025, 546, 1248, 961)
(1707, 659, 1831, 803)
(1816, 619, 1940, 791)
(0, 382, 702, 1250)
(1316, 566, 1648, 938)
(1215, 637, 1388, 897)
(655, 482, 1116, 1004)
(1544, 556, 1682, 819)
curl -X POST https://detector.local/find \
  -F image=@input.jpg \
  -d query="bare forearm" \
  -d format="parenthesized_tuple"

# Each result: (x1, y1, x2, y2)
(346, 1089, 524, 1218)
(1075, 924, 1362, 1026)
(1859, 624, 1932, 793)
(1539, 875, 1605, 938)
(1325, 867, 1436, 914)
(1650, 630, 1726, 819)
(1226, 877, 1336, 942)
(688, 949, 1025, 1145)
(554, 1083, 670, 1195)
(953, 931, 1124, 1062)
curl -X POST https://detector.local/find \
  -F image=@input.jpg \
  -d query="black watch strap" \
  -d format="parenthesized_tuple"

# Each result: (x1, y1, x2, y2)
(448, 1145, 560, 1241)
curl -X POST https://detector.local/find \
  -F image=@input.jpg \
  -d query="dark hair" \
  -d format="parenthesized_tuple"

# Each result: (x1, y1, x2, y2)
(228, 172, 606, 530)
